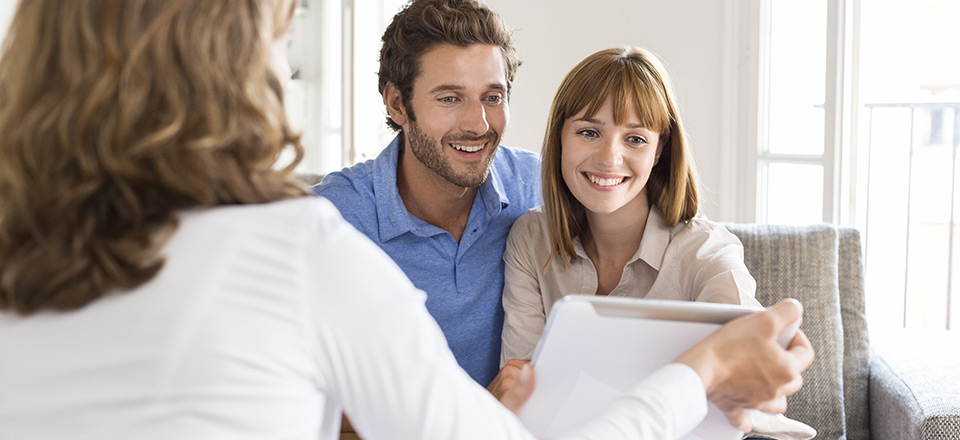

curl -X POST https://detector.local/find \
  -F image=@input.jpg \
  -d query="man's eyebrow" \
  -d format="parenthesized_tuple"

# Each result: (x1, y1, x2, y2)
(428, 83, 507, 94)
(429, 85, 464, 94)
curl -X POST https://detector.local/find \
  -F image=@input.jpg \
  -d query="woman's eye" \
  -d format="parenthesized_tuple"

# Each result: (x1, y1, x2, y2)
(577, 129, 599, 138)
(627, 135, 648, 144)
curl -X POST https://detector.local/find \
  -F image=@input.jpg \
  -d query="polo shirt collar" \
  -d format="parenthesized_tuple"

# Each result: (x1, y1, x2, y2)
(371, 136, 509, 242)
(372, 137, 412, 242)
(479, 155, 510, 216)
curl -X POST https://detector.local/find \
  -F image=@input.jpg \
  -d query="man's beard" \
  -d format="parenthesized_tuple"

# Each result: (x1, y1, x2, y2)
(405, 118, 499, 188)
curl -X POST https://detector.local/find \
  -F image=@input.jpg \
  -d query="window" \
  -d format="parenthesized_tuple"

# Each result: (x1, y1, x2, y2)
(285, 0, 405, 176)
(734, 0, 960, 330)
(734, 0, 846, 227)
(856, 0, 960, 330)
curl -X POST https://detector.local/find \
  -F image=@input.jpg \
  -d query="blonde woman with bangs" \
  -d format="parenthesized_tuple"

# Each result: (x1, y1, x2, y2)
(501, 47, 819, 437)
(501, 47, 763, 363)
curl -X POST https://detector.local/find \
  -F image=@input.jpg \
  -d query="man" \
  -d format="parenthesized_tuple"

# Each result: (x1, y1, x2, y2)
(313, 0, 538, 389)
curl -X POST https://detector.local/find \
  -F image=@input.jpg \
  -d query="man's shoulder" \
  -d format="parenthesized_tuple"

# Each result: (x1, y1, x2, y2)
(312, 159, 376, 196)
(491, 146, 542, 208)
(310, 160, 381, 233)
(492, 145, 541, 175)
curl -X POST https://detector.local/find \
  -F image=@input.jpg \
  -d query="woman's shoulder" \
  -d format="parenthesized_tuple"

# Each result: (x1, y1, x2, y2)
(509, 206, 550, 237)
(182, 197, 349, 242)
(669, 213, 742, 250)
(505, 206, 552, 258)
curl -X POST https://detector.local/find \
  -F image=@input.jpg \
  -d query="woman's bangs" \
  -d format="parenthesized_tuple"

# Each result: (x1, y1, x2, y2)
(564, 64, 671, 136)
(614, 69, 670, 134)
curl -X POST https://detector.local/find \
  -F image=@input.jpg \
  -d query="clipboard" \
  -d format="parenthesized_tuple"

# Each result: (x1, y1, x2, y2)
(517, 295, 765, 439)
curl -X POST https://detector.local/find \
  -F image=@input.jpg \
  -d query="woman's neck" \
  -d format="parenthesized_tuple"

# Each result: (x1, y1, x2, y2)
(582, 194, 652, 271)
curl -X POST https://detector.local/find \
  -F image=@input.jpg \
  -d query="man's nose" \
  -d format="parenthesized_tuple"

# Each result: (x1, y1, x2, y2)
(459, 99, 490, 136)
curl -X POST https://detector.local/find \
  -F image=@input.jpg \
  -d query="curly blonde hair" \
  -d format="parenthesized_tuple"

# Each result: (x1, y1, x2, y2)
(0, 0, 305, 315)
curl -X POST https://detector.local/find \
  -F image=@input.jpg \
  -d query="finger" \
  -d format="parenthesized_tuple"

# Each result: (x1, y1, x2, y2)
(780, 372, 804, 397)
(723, 408, 752, 432)
(499, 360, 527, 382)
(754, 395, 788, 414)
(500, 364, 536, 416)
(765, 298, 804, 330)
(488, 359, 528, 398)
(504, 358, 530, 368)
(785, 329, 815, 371)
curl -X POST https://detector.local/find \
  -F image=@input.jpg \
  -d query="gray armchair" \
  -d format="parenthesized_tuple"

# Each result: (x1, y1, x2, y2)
(725, 223, 960, 440)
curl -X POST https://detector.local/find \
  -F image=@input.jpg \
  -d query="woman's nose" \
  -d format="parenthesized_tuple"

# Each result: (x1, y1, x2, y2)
(594, 138, 623, 168)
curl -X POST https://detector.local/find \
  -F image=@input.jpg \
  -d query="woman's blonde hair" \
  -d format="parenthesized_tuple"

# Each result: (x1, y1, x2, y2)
(541, 46, 700, 268)
(0, 0, 305, 315)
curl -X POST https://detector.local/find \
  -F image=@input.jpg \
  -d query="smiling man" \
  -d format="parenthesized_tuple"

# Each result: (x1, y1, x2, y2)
(313, 0, 541, 390)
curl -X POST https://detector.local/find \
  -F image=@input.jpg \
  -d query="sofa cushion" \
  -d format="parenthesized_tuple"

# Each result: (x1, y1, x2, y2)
(869, 329, 960, 440)
(725, 224, 846, 440)
(838, 227, 871, 440)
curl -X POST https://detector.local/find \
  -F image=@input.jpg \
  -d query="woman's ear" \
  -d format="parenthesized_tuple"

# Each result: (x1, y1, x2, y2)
(383, 82, 409, 127)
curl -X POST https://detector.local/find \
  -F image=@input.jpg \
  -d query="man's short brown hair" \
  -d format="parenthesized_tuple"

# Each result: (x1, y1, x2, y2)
(378, 0, 521, 131)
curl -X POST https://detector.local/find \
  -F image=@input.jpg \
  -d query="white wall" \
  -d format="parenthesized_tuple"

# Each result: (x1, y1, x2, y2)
(485, 0, 731, 219)
(0, 1, 16, 40)
(0, 0, 738, 218)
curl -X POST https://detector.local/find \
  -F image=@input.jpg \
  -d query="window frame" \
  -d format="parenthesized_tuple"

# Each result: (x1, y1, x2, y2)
(720, 0, 859, 226)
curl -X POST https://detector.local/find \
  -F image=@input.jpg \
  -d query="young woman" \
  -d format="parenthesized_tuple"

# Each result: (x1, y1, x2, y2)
(500, 46, 814, 439)
(501, 47, 762, 363)
(0, 2, 810, 438)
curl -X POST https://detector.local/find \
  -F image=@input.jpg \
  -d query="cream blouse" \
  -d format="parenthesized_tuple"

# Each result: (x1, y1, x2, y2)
(501, 206, 761, 366)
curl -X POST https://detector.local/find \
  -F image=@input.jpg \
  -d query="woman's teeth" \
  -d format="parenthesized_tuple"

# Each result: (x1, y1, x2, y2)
(588, 175, 625, 186)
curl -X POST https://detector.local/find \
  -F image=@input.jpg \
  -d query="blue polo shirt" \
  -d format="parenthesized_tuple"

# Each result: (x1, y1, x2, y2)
(313, 136, 541, 385)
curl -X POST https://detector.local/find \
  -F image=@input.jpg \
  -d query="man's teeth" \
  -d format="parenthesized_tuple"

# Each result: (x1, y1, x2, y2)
(588, 175, 625, 186)
(452, 143, 484, 153)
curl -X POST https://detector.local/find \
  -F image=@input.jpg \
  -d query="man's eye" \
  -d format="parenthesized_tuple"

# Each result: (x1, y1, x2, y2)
(485, 95, 503, 104)
(439, 96, 457, 103)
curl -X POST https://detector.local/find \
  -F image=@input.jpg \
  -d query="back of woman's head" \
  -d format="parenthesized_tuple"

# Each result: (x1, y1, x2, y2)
(0, 0, 305, 315)
(541, 46, 700, 267)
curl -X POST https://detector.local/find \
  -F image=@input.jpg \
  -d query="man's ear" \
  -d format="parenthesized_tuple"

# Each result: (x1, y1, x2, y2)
(383, 82, 409, 126)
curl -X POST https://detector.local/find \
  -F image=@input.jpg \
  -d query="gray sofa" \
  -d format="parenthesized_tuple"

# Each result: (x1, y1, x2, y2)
(725, 223, 960, 440)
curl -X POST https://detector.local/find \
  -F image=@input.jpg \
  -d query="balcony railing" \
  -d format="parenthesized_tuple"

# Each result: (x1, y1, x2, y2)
(862, 101, 960, 330)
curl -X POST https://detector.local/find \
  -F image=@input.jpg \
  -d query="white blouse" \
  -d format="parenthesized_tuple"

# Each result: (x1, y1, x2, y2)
(501, 206, 761, 365)
(0, 198, 707, 439)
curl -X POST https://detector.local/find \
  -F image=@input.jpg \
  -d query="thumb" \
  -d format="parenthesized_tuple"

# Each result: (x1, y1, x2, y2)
(766, 298, 803, 330)
(500, 364, 536, 415)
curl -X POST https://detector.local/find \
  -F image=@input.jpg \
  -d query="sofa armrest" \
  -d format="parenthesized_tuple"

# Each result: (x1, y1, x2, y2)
(868, 329, 960, 440)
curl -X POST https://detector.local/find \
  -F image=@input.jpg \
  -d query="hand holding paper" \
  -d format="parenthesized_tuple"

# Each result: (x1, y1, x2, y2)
(676, 299, 815, 431)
